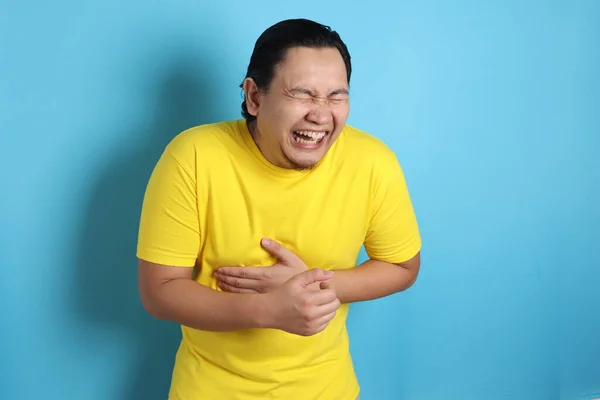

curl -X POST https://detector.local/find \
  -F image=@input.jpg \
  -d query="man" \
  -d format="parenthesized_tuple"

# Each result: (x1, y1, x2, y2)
(137, 18, 421, 400)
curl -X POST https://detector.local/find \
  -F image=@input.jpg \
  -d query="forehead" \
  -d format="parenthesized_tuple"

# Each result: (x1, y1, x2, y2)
(273, 47, 348, 88)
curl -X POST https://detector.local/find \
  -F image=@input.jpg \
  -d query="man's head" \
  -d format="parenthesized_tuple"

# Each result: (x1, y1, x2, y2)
(241, 19, 352, 170)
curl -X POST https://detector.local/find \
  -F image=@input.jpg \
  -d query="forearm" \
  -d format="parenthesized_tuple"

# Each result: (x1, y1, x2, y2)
(331, 259, 418, 303)
(145, 278, 268, 331)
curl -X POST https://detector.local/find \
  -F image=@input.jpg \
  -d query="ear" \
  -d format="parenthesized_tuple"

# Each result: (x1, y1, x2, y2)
(243, 78, 261, 117)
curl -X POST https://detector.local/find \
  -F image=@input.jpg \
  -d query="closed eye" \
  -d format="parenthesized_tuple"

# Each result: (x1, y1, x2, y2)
(287, 88, 349, 103)
(330, 89, 349, 97)
(289, 89, 313, 99)
(330, 91, 349, 99)
(329, 90, 349, 104)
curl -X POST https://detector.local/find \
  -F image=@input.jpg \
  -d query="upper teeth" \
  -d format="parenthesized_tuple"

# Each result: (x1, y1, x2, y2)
(296, 131, 326, 140)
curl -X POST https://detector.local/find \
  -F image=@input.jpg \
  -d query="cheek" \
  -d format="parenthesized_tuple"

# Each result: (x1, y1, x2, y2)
(276, 103, 312, 125)
(332, 105, 350, 124)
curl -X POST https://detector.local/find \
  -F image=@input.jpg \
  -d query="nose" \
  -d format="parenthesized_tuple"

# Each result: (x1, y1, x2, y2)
(305, 100, 333, 126)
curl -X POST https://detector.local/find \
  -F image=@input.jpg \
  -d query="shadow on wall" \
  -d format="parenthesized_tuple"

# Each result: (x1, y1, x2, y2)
(74, 52, 226, 399)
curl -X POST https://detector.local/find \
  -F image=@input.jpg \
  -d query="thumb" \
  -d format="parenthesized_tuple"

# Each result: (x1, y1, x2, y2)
(291, 268, 333, 287)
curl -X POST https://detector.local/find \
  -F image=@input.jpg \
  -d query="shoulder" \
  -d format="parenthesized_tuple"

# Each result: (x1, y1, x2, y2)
(339, 124, 400, 170)
(165, 120, 240, 161)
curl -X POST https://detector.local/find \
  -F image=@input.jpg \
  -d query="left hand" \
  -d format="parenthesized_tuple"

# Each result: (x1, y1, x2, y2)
(214, 238, 309, 294)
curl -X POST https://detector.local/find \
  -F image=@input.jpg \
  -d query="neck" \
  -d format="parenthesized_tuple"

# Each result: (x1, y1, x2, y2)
(247, 120, 291, 169)
(246, 120, 316, 171)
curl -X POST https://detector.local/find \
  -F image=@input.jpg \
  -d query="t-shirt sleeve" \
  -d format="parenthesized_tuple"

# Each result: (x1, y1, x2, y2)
(136, 146, 200, 267)
(364, 150, 422, 264)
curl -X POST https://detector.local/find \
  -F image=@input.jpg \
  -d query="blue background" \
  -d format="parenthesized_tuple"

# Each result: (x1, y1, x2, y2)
(1, 1, 598, 399)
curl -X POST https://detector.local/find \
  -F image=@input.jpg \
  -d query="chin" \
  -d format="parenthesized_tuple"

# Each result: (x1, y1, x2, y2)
(285, 152, 324, 170)
(293, 161, 319, 170)
(283, 134, 333, 169)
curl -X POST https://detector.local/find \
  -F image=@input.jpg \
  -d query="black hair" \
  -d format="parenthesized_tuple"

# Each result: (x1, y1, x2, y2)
(240, 18, 352, 121)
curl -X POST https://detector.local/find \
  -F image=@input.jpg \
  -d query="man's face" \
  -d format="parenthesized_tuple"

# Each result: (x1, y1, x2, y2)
(244, 46, 350, 170)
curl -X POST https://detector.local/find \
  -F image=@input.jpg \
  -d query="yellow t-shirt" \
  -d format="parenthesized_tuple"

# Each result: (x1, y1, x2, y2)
(137, 119, 421, 400)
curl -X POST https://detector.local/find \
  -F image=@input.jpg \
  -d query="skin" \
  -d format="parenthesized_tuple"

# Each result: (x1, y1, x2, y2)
(138, 260, 340, 336)
(242, 46, 350, 170)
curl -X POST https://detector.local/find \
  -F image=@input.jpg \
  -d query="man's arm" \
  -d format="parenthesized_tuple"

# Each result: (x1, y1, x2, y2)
(138, 259, 269, 331)
(135, 145, 272, 332)
(328, 253, 420, 304)
(214, 255, 420, 304)
(138, 258, 342, 336)
(215, 239, 420, 304)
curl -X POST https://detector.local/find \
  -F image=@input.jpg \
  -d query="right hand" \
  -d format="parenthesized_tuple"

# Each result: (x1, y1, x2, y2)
(264, 268, 340, 336)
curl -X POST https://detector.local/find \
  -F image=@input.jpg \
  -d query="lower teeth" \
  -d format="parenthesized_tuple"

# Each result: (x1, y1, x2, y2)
(295, 137, 316, 144)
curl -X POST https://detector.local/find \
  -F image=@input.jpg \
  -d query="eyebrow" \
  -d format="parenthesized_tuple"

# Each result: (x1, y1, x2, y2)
(329, 88, 349, 96)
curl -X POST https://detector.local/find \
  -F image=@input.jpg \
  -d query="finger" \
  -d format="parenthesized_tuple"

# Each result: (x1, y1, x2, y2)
(313, 322, 330, 335)
(216, 275, 263, 291)
(313, 297, 341, 315)
(261, 238, 301, 263)
(216, 267, 263, 280)
(306, 282, 321, 293)
(290, 268, 333, 287)
(320, 281, 333, 290)
(305, 310, 338, 336)
(218, 281, 259, 294)
(312, 310, 338, 328)
(309, 288, 339, 306)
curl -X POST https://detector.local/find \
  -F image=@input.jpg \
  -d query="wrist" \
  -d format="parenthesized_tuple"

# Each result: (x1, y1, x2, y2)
(251, 292, 277, 329)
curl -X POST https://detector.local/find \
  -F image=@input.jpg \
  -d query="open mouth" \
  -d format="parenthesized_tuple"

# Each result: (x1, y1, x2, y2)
(291, 130, 328, 146)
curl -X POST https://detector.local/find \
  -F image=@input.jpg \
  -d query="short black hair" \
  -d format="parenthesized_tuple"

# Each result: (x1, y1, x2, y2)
(240, 18, 352, 121)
